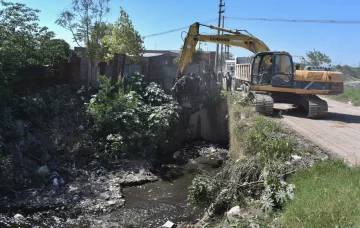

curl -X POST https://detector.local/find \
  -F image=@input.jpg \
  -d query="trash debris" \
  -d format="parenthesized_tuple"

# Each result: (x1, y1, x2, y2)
(14, 213, 25, 220)
(226, 205, 241, 221)
(107, 200, 116, 205)
(162, 220, 175, 228)
(36, 165, 50, 176)
(291, 155, 302, 161)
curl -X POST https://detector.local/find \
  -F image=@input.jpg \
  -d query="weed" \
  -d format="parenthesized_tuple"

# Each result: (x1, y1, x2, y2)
(281, 159, 360, 227)
(333, 86, 360, 106)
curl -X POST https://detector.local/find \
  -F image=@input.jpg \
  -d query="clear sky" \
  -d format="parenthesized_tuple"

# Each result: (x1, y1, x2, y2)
(6, 0, 360, 66)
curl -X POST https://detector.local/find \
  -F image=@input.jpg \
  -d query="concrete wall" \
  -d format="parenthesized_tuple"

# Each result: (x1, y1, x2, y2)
(189, 99, 229, 142)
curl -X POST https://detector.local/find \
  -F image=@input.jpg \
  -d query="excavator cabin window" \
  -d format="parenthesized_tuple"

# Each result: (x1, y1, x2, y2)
(251, 53, 294, 87)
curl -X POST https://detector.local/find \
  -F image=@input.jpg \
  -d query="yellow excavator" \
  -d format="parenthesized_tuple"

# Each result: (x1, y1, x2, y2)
(175, 22, 344, 118)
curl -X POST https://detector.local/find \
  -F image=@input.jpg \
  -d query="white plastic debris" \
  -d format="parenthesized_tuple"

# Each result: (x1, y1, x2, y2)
(291, 155, 302, 161)
(53, 178, 59, 186)
(14, 213, 25, 220)
(36, 165, 50, 176)
(162, 220, 175, 228)
(107, 200, 116, 205)
(226, 206, 241, 219)
(226, 206, 241, 222)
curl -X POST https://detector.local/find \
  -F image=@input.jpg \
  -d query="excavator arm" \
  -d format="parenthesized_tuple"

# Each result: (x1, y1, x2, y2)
(178, 22, 270, 74)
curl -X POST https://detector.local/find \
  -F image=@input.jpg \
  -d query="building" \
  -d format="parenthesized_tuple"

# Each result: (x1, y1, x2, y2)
(70, 47, 218, 90)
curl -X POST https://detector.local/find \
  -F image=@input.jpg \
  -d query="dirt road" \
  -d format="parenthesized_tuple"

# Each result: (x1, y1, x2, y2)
(279, 97, 360, 164)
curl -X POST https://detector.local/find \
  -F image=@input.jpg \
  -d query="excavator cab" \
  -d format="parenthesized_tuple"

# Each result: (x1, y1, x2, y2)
(251, 52, 294, 88)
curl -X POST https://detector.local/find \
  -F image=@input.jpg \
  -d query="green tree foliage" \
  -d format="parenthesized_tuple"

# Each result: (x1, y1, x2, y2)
(0, 1, 70, 105)
(305, 49, 332, 66)
(103, 7, 145, 62)
(173, 46, 204, 64)
(0, 1, 70, 162)
(56, 0, 111, 87)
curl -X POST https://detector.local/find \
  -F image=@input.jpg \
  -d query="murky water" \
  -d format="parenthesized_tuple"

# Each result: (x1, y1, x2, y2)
(102, 159, 218, 227)
(0, 144, 227, 228)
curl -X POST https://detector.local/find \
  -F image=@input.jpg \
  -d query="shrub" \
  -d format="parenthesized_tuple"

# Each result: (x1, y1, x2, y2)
(87, 75, 189, 160)
(244, 116, 293, 162)
(188, 157, 294, 213)
(188, 175, 220, 209)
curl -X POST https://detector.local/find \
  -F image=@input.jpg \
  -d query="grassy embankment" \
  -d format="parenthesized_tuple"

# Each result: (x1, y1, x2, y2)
(196, 92, 360, 227)
(332, 86, 360, 106)
(281, 160, 360, 227)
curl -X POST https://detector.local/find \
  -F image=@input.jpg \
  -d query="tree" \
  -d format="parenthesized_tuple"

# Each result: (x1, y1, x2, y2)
(56, 0, 110, 87)
(0, 1, 67, 104)
(103, 7, 145, 84)
(305, 50, 331, 66)
(173, 46, 204, 64)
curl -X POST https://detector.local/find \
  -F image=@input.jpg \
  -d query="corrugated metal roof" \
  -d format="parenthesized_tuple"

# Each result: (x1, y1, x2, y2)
(143, 53, 164, 57)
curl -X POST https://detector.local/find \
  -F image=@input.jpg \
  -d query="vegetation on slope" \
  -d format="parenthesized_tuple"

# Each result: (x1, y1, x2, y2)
(281, 160, 360, 227)
(335, 65, 360, 80)
(87, 74, 189, 162)
(188, 93, 356, 228)
(333, 86, 360, 106)
(188, 94, 298, 226)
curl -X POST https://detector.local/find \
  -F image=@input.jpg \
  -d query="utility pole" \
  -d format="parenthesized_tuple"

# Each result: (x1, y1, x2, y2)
(220, 15, 225, 72)
(214, 0, 225, 72)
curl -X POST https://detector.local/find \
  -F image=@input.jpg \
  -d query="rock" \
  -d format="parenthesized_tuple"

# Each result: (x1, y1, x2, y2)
(120, 171, 158, 187)
(14, 213, 25, 220)
(15, 120, 28, 137)
(41, 152, 52, 162)
(59, 178, 65, 185)
(162, 220, 175, 228)
(291, 155, 302, 161)
(37, 165, 50, 176)
(226, 206, 241, 221)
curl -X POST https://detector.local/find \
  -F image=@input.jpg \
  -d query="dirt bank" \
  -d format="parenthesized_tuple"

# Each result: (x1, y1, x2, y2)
(279, 96, 360, 164)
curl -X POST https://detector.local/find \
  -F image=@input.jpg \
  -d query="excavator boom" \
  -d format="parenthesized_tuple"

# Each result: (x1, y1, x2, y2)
(173, 22, 343, 119)
(178, 22, 270, 74)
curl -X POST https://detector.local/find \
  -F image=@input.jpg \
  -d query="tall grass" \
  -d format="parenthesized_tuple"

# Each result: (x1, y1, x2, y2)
(227, 94, 293, 161)
(281, 159, 360, 227)
(333, 86, 360, 106)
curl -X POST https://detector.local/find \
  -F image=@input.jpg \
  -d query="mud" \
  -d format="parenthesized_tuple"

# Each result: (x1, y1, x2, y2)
(0, 142, 228, 228)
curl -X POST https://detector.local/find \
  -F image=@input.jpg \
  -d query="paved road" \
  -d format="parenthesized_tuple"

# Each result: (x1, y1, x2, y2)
(278, 97, 360, 164)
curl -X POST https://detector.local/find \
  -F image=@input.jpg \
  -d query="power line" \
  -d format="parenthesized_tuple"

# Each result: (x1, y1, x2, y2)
(143, 16, 360, 39)
(225, 17, 360, 24)
(143, 19, 217, 38)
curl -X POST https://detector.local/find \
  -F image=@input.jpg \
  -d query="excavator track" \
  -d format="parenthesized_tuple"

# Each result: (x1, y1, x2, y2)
(250, 92, 274, 116)
(299, 95, 328, 118)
